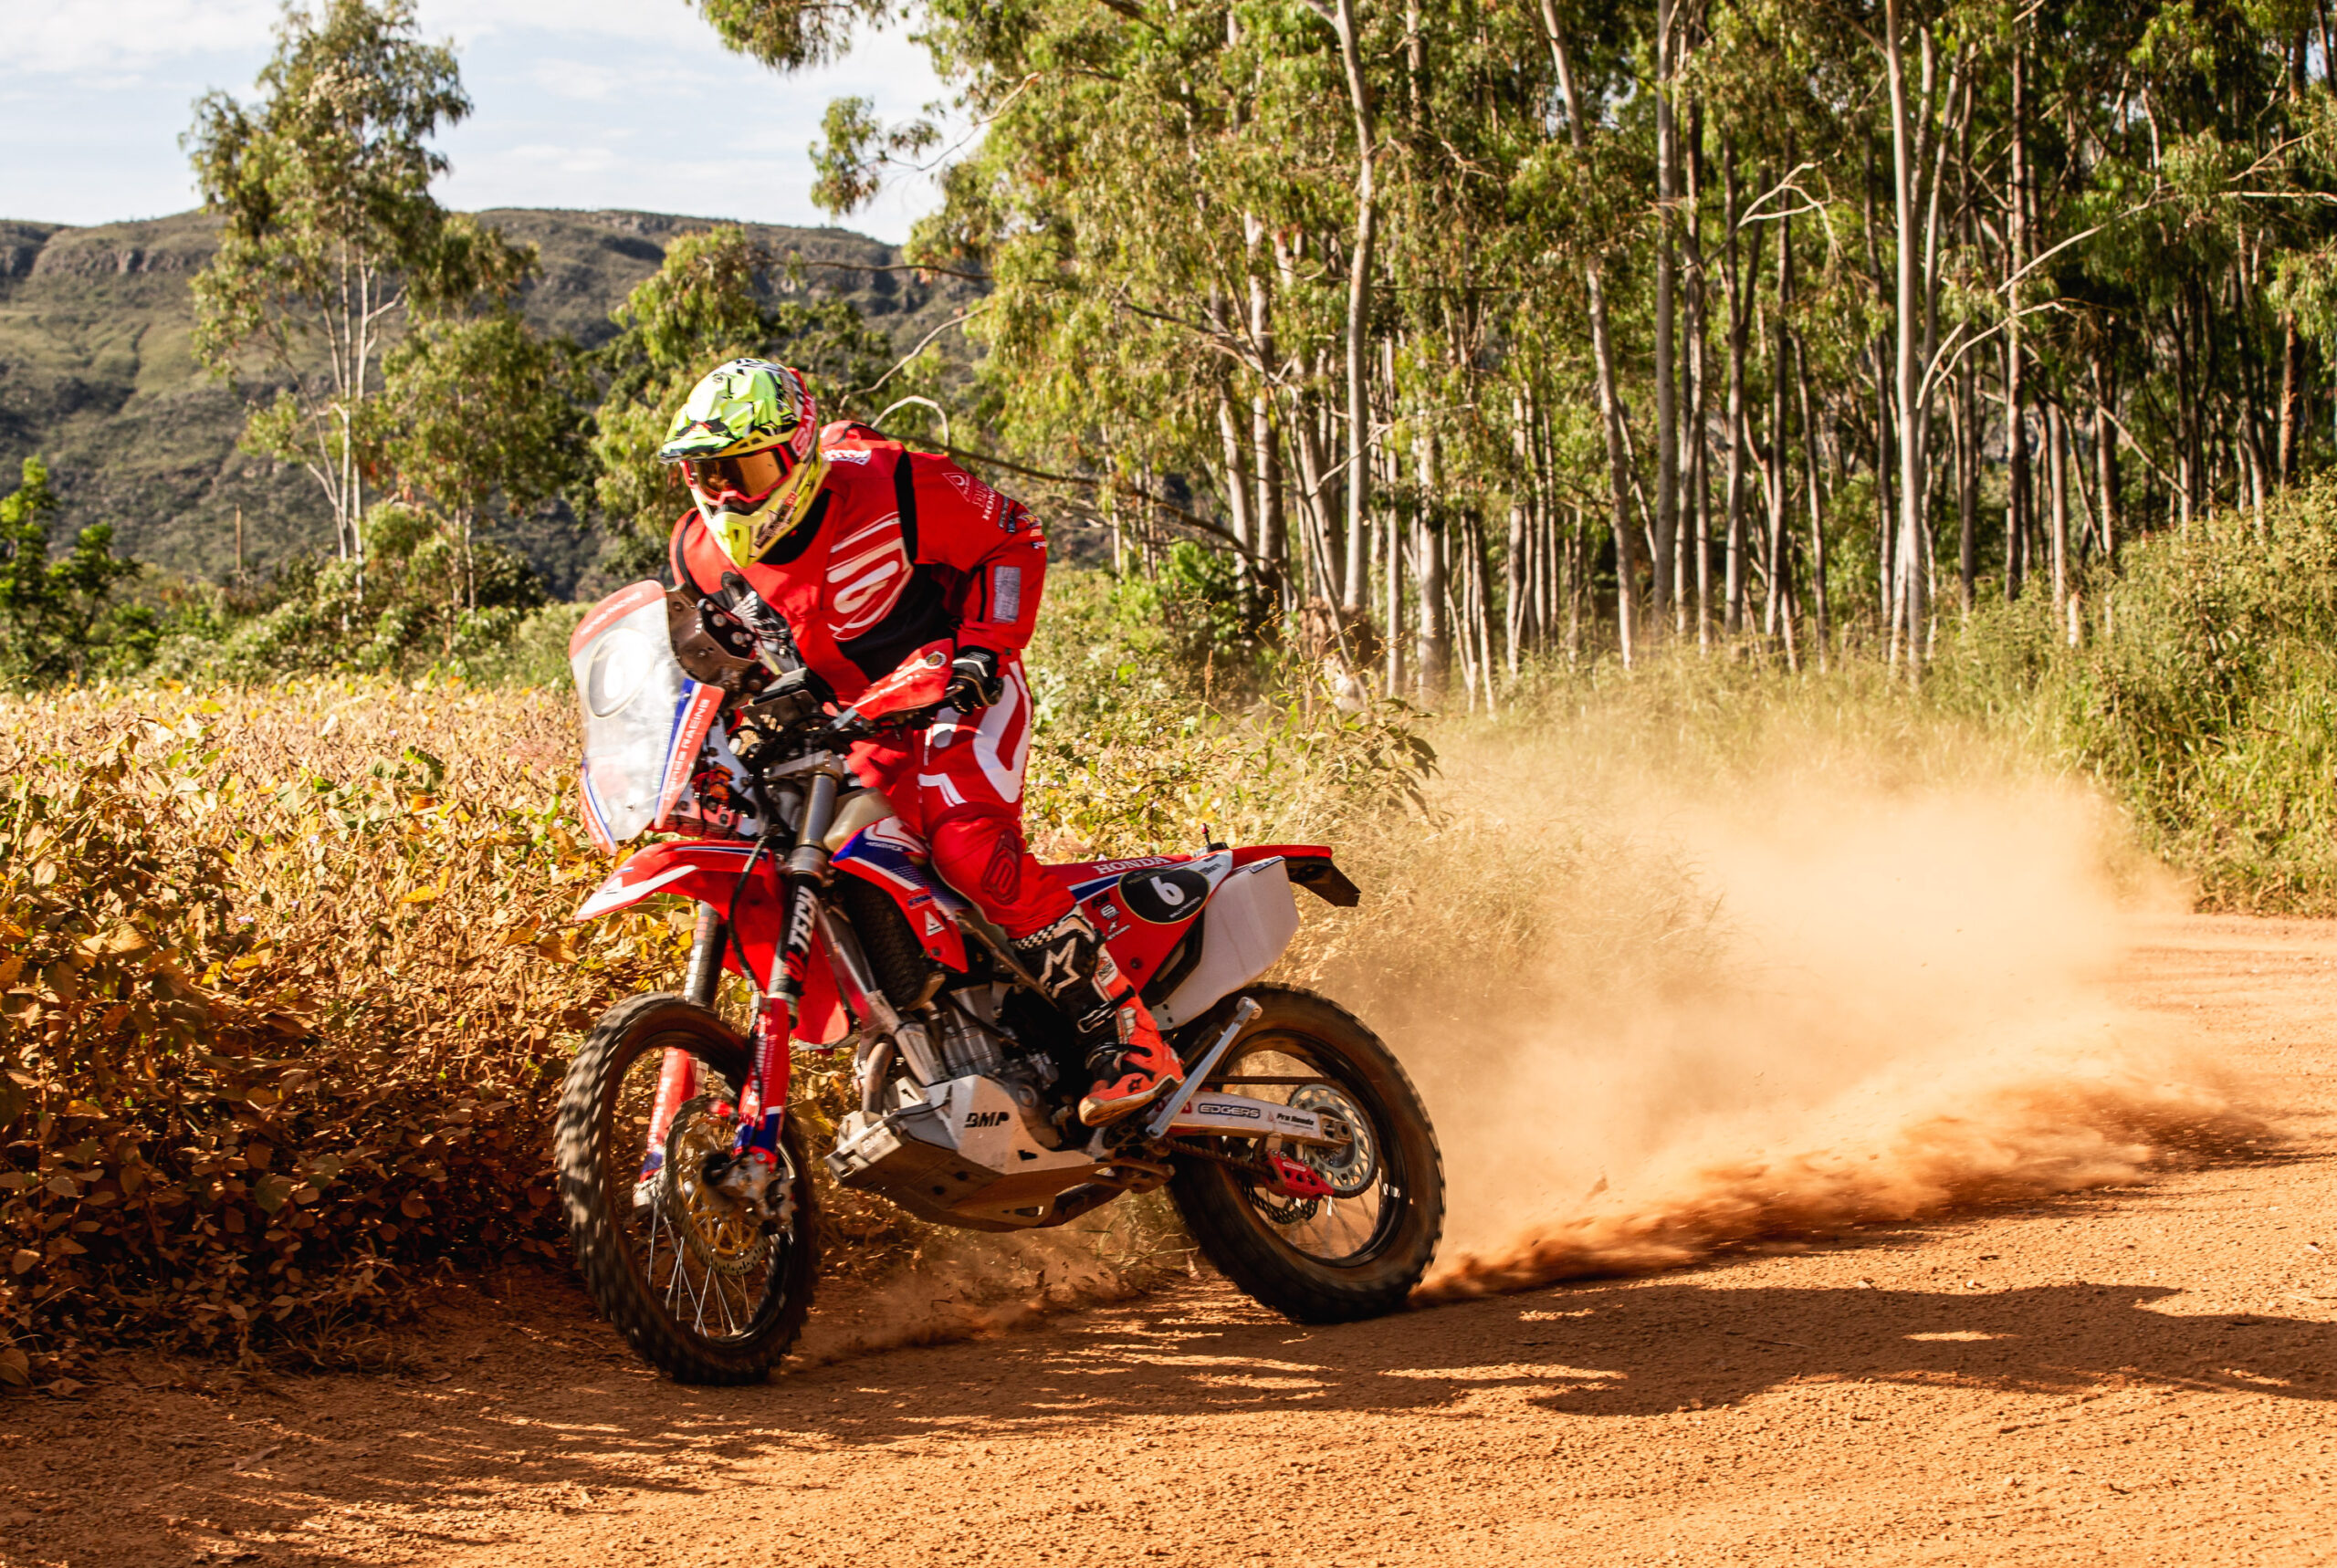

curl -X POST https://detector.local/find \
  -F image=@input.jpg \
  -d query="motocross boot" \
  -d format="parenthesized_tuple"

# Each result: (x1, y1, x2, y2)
(1013, 910, 1182, 1126)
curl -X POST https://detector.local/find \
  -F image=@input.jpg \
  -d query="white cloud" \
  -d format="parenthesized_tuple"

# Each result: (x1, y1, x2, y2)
(0, 0, 955, 239)
(3, 0, 279, 74)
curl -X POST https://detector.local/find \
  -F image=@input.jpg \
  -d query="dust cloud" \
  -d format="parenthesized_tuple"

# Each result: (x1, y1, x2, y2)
(791, 1202, 1189, 1364)
(1328, 735, 2261, 1302)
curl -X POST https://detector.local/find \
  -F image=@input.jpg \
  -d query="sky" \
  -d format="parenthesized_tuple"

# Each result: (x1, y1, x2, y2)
(0, 0, 954, 242)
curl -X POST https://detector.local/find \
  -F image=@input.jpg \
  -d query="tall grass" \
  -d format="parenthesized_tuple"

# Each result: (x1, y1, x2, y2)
(1934, 486, 2337, 910)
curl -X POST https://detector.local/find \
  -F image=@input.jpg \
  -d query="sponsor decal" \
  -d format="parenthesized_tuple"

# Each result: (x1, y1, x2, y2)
(1086, 855, 1174, 875)
(655, 682, 725, 830)
(1033, 936, 1080, 996)
(991, 564, 1022, 623)
(827, 447, 872, 464)
(923, 914, 944, 935)
(784, 888, 817, 953)
(1195, 1101, 1262, 1120)
(963, 1110, 1011, 1128)
(945, 469, 1007, 527)
(825, 516, 911, 637)
(1118, 865, 1212, 924)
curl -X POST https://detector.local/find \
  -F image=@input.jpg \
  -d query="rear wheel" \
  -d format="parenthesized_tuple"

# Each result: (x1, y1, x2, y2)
(555, 993, 817, 1383)
(1167, 987, 1443, 1322)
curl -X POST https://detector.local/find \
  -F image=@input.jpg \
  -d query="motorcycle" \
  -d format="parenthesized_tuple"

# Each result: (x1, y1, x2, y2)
(553, 576, 1445, 1383)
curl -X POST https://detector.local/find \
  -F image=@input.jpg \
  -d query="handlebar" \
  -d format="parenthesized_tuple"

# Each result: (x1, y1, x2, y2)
(823, 703, 944, 744)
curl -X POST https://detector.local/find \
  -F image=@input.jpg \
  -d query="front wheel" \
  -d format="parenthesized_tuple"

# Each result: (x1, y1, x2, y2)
(1168, 987, 1444, 1322)
(555, 993, 818, 1383)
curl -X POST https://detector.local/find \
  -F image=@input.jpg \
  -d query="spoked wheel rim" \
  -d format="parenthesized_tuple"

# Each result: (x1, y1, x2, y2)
(608, 1033, 796, 1349)
(1206, 1028, 1409, 1267)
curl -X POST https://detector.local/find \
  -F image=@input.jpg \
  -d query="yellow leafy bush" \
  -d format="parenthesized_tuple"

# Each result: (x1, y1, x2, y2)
(0, 679, 683, 1377)
(0, 669, 1440, 1381)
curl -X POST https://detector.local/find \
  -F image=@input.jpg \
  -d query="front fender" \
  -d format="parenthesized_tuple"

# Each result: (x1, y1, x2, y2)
(574, 840, 774, 922)
(571, 840, 847, 1044)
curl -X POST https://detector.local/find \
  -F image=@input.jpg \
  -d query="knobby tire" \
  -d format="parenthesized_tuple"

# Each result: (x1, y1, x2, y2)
(1168, 986, 1445, 1323)
(556, 993, 818, 1384)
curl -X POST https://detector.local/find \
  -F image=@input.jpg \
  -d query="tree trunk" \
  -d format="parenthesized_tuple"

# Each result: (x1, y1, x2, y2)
(1884, 0, 1931, 675)
(2005, 42, 2028, 602)
(1765, 167, 1793, 644)
(1721, 141, 1748, 637)
(1216, 384, 1255, 573)
(1683, 96, 1713, 651)
(2279, 316, 2303, 486)
(2048, 399, 2070, 613)
(1245, 219, 1289, 607)
(2091, 363, 2122, 566)
(1541, 2, 1640, 664)
(1415, 429, 1450, 697)
(1955, 351, 1976, 612)
(1651, 0, 1679, 632)
(1797, 335, 1828, 667)
(1330, 0, 1378, 618)
(1507, 387, 1529, 681)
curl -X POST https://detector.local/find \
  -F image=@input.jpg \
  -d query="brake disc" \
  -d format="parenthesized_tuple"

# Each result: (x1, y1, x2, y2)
(658, 1098, 770, 1279)
(1290, 1082, 1378, 1198)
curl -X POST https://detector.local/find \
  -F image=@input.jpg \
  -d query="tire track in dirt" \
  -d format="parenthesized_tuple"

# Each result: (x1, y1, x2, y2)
(2, 914, 2332, 1568)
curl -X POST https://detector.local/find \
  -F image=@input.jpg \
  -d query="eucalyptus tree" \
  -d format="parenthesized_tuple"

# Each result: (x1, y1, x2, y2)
(381, 311, 590, 613)
(690, 0, 2337, 686)
(185, 0, 531, 570)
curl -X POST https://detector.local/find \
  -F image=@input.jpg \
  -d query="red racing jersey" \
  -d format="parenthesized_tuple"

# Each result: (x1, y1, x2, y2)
(667, 421, 1046, 704)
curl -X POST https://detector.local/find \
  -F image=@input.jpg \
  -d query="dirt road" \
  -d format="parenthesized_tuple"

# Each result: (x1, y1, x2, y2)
(4, 915, 2332, 1568)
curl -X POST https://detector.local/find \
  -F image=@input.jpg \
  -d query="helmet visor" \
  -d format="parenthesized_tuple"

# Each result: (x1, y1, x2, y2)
(680, 445, 792, 504)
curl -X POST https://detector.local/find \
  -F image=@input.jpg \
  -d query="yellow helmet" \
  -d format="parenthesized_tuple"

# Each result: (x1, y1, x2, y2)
(658, 358, 829, 567)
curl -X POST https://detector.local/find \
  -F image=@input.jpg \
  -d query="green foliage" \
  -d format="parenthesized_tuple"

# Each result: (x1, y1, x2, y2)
(149, 504, 548, 683)
(810, 95, 941, 218)
(1957, 483, 2337, 909)
(1154, 539, 1263, 677)
(383, 310, 588, 527)
(590, 225, 892, 577)
(0, 458, 154, 689)
(381, 308, 590, 622)
(1023, 568, 1434, 854)
(693, 0, 886, 70)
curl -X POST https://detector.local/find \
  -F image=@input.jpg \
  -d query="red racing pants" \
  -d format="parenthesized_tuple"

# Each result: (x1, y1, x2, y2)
(845, 654, 1074, 939)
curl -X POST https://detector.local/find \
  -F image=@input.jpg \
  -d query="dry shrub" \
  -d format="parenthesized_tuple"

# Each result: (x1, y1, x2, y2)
(0, 678, 686, 1381)
(0, 670, 1439, 1383)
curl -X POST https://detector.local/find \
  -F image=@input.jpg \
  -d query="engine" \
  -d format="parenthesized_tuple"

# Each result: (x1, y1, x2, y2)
(826, 985, 1100, 1230)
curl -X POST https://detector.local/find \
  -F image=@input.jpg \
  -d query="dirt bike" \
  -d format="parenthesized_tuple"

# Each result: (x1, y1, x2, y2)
(553, 577, 1445, 1383)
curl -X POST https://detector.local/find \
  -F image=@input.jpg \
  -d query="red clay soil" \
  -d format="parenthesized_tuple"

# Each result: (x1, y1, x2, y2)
(1, 914, 2332, 1568)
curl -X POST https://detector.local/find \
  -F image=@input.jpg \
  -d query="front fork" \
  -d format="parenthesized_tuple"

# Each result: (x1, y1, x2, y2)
(635, 894, 801, 1180)
(638, 904, 727, 1182)
(644, 772, 844, 1186)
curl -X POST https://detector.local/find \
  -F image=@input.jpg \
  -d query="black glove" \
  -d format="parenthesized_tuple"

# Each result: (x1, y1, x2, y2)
(944, 645, 1005, 712)
(715, 570, 799, 653)
(718, 570, 801, 674)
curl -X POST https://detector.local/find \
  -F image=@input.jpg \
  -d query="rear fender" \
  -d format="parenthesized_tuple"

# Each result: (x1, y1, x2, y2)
(1231, 842, 1359, 907)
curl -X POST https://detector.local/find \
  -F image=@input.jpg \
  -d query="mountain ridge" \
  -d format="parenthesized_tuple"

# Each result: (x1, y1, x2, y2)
(0, 207, 980, 597)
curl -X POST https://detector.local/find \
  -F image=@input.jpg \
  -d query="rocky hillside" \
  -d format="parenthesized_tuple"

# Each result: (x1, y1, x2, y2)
(0, 209, 980, 597)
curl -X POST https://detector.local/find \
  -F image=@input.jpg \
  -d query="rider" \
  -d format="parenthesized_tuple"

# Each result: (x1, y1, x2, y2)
(657, 358, 1183, 1128)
